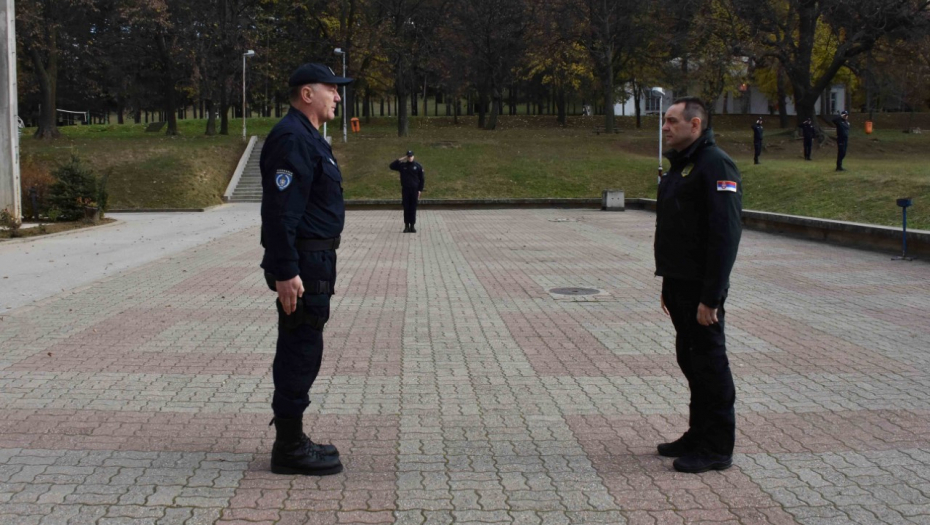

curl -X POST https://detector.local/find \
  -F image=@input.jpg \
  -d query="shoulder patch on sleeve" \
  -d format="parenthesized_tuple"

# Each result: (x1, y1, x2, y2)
(716, 180, 738, 192)
(275, 170, 293, 191)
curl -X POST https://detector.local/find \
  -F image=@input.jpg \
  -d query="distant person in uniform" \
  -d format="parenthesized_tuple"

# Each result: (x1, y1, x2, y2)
(260, 63, 352, 476)
(800, 118, 814, 160)
(832, 110, 850, 171)
(751, 117, 763, 165)
(389, 150, 425, 233)
(655, 96, 743, 474)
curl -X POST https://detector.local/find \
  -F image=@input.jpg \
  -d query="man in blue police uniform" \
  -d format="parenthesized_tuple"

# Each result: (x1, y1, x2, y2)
(800, 118, 814, 160)
(260, 63, 352, 476)
(654, 97, 742, 473)
(832, 110, 850, 171)
(389, 150, 425, 232)
(751, 117, 763, 164)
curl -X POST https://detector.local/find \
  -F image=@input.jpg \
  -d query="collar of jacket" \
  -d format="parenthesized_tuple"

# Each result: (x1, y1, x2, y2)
(286, 106, 323, 140)
(664, 128, 716, 167)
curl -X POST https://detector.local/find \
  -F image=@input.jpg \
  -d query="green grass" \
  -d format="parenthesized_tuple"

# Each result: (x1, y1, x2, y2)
(18, 113, 930, 229)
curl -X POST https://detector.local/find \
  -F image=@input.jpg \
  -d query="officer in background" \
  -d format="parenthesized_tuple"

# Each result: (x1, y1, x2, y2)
(751, 117, 763, 164)
(260, 63, 352, 476)
(832, 110, 850, 171)
(389, 150, 425, 233)
(654, 96, 742, 474)
(800, 118, 814, 160)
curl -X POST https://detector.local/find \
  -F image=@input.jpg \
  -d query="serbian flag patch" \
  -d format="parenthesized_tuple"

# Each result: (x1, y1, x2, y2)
(717, 180, 738, 192)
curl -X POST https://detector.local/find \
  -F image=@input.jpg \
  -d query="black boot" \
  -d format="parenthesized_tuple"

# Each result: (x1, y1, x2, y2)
(403, 224, 410, 232)
(270, 417, 342, 476)
(673, 448, 733, 473)
(410, 224, 416, 233)
(657, 434, 697, 458)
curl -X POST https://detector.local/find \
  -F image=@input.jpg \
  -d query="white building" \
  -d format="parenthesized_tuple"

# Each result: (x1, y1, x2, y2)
(614, 84, 847, 117)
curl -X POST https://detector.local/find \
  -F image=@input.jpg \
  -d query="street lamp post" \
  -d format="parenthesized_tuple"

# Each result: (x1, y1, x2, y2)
(334, 48, 347, 143)
(242, 50, 255, 141)
(651, 87, 666, 184)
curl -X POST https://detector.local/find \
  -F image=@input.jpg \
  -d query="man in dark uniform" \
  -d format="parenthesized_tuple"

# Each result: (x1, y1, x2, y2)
(389, 151, 425, 232)
(751, 117, 763, 164)
(654, 97, 742, 473)
(260, 63, 352, 476)
(800, 118, 814, 160)
(832, 110, 850, 171)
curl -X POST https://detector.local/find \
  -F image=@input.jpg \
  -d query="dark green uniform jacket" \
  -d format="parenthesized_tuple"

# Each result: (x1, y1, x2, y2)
(654, 129, 742, 308)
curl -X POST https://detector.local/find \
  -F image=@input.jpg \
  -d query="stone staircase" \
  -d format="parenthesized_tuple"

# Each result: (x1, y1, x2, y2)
(227, 140, 264, 203)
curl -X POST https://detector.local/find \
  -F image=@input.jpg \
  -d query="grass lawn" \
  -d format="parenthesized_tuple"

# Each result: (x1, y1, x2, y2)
(18, 112, 930, 229)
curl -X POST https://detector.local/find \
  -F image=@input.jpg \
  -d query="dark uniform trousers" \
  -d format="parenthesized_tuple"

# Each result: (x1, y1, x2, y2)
(662, 277, 736, 456)
(803, 137, 813, 160)
(836, 140, 847, 169)
(753, 142, 762, 164)
(271, 248, 337, 419)
(402, 187, 419, 225)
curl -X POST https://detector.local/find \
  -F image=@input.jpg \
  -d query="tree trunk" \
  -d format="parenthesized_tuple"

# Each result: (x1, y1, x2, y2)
(633, 87, 642, 129)
(602, 61, 615, 133)
(220, 86, 230, 135)
(776, 66, 789, 128)
(164, 79, 179, 135)
(485, 88, 501, 130)
(422, 78, 428, 117)
(477, 90, 488, 128)
(205, 99, 217, 136)
(556, 86, 566, 127)
(27, 39, 60, 139)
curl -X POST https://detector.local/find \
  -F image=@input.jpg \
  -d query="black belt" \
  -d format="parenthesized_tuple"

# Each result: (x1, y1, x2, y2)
(296, 236, 340, 251)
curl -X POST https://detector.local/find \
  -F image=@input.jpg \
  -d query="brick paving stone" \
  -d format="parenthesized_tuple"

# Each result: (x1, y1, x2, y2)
(0, 209, 928, 523)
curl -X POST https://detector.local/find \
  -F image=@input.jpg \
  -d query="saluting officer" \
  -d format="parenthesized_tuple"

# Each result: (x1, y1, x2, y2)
(260, 63, 353, 476)
(751, 117, 763, 164)
(389, 150, 425, 233)
(654, 97, 742, 474)
(800, 118, 814, 160)
(832, 110, 850, 171)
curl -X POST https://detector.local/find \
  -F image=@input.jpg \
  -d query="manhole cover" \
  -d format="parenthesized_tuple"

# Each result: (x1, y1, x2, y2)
(549, 287, 601, 296)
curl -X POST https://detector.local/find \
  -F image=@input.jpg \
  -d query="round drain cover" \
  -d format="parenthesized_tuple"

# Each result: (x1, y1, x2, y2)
(549, 287, 601, 296)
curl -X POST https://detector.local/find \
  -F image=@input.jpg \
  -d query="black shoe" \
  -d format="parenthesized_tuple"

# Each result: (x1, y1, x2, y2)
(270, 417, 343, 476)
(672, 449, 733, 473)
(836, 167, 846, 171)
(409, 225, 416, 233)
(403, 224, 410, 233)
(657, 435, 695, 458)
(754, 160, 760, 165)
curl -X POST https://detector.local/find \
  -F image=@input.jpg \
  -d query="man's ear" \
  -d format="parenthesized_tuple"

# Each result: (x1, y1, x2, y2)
(692, 118, 702, 134)
(302, 85, 314, 104)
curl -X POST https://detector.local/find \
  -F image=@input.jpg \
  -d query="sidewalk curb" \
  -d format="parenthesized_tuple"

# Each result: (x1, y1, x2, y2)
(106, 204, 227, 213)
(0, 218, 122, 245)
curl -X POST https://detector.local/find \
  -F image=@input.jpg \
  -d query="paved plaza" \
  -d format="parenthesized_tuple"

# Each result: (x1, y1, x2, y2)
(1, 207, 929, 525)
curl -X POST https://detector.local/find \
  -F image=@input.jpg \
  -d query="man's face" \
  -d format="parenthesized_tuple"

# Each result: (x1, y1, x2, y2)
(662, 103, 701, 151)
(308, 83, 341, 123)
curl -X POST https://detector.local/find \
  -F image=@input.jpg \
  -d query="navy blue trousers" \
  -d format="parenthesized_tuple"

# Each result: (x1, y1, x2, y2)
(402, 186, 419, 225)
(836, 140, 847, 169)
(272, 249, 336, 419)
(662, 278, 736, 456)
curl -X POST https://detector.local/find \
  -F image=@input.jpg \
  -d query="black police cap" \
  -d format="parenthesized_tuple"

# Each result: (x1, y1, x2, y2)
(840, 110, 849, 116)
(289, 63, 353, 87)
(407, 150, 414, 157)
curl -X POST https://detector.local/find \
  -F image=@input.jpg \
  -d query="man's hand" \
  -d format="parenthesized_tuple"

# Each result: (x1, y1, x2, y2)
(418, 191, 421, 198)
(660, 293, 669, 317)
(398, 156, 409, 162)
(276, 275, 304, 315)
(696, 303, 718, 326)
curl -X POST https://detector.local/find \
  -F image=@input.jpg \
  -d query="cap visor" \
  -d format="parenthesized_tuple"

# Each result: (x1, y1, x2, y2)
(332, 76, 354, 85)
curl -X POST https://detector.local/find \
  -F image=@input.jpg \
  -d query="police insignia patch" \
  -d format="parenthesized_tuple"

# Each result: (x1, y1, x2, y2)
(275, 170, 293, 191)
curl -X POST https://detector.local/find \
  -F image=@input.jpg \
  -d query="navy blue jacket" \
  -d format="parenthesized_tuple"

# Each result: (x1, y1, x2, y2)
(389, 159, 425, 191)
(752, 123, 763, 143)
(833, 116, 850, 142)
(801, 121, 815, 140)
(655, 129, 742, 308)
(260, 107, 345, 281)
